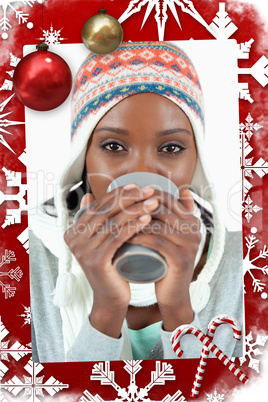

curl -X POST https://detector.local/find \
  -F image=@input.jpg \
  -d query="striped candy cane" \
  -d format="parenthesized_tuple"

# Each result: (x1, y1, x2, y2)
(171, 325, 249, 393)
(190, 315, 242, 397)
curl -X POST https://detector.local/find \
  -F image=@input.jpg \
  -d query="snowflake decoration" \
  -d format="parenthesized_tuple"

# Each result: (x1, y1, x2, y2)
(17, 227, 29, 253)
(240, 113, 263, 141)
(0, 167, 27, 229)
(242, 195, 262, 223)
(0, 249, 16, 268)
(0, 357, 69, 401)
(40, 23, 65, 44)
(0, 52, 21, 91)
(240, 113, 268, 203)
(0, 317, 31, 380)
(18, 305, 31, 326)
(209, 2, 237, 39)
(0, 94, 25, 154)
(237, 39, 255, 102)
(239, 55, 268, 88)
(237, 38, 254, 60)
(18, 148, 27, 166)
(239, 331, 268, 373)
(80, 360, 186, 402)
(236, 29, 268, 95)
(0, 0, 42, 40)
(119, 0, 215, 41)
(244, 228, 268, 295)
(204, 390, 225, 402)
(238, 83, 254, 104)
(0, 250, 23, 299)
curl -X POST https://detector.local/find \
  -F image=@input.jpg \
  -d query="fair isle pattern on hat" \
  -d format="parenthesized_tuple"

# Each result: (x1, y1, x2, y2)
(71, 42, 204, 140)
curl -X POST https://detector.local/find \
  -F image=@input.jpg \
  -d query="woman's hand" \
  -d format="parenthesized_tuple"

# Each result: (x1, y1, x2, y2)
(64, 184, 159, 337)
(127, 189, 201, 331)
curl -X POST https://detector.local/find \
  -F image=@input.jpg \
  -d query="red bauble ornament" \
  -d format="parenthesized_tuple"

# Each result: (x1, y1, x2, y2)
(13, 43, 72, 111)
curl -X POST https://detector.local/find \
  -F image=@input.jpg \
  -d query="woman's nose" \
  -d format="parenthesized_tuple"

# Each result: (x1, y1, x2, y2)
(130, 155, 158, 174)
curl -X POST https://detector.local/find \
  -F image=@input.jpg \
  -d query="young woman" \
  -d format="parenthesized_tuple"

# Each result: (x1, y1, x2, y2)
(29, 41, 243, 362)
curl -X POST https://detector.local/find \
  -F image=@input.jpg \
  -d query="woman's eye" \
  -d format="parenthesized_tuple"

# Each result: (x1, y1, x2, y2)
(102, 142, 125, 152)
(160, 144, 184, 154)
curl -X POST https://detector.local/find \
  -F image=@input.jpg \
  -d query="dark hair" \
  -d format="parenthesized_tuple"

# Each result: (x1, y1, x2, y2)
(42, 167, 91, 217)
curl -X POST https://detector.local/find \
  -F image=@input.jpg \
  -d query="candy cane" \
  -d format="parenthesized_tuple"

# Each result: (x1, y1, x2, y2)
(207, 314, 241, 339)
(171, 325, 249, 390)
(190, 315, 241, 398)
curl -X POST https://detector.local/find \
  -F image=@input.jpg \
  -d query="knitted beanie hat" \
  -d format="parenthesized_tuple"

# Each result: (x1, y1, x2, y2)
(54, 41, 225, 316)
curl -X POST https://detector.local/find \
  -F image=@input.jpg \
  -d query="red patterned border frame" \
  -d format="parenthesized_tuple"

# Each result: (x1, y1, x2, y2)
(0, 1, 267, 401)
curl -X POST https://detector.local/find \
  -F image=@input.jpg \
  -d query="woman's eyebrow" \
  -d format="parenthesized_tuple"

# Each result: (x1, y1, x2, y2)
(156, 128, 193, 137)
(94, 127, 129, 136)
(93, 127, 192, 136)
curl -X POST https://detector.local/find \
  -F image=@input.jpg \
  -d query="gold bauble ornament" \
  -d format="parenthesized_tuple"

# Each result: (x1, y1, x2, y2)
(82, 8, 123, 55)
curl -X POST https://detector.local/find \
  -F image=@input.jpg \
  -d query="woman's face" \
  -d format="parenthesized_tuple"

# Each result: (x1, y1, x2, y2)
(86, 93, 197, 198)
